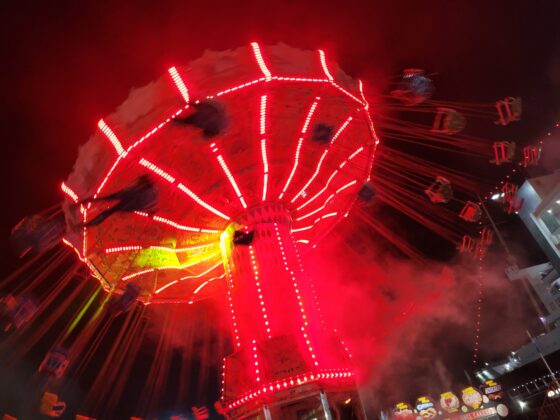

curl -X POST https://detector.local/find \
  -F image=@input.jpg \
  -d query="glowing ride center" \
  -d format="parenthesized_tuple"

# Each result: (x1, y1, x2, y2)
(61, 43, 379, 418)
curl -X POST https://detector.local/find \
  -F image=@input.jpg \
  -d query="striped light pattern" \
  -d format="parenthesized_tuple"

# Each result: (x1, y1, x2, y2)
(250, 42, 272, 81)
(318, 49, 334, 82)
(260, 95, 269, 201)
(98, 119, 126, 156)
(168, 66, 190, 103)
(139, 158, 176, 183)
(61, 182, 79, 203)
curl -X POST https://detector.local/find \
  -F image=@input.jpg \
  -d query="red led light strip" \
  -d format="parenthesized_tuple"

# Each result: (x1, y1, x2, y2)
(210, 142, 248, 209)
(226, 369, 354, 409)
(274, 224, 318, 366)
(214, 78, 266, 98)
(249, 245, 271, 338)
(292, 212, 338, 233)
(139, 158, 176, 183)
(296, 146, 365, 211)
(139, 157, 231, 220)
(223, 252, 241, 348)
(250, 42, 272, 81)
(296, 180, 357, 222)
(104, 242, 217, 254)
(134, 211, 219, 234)
(358, 80, 370, 111)
(318, 49, 334, 82)
(62, 238, 87, 263)
(291, 115, 353, 203)
(82, 104, 189, 258)
(60, 182, 79, 203)
(82, 49, 371, 262)
(260, 95, 270, 201)
(279, 98, 321, 199)
(252, 339, 261, 383)
(168, 66, 190, 103)
(98, 119, 126, 156)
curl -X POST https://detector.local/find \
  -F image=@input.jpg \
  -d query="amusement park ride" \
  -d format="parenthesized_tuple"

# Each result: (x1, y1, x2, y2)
(1, 40, 546, 419)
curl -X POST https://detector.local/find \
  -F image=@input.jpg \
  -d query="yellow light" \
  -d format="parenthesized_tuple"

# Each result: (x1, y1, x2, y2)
(344, 398, 352, 405)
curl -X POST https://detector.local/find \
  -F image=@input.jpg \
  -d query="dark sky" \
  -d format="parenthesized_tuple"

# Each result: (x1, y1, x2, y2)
(1, 0, 560, 417)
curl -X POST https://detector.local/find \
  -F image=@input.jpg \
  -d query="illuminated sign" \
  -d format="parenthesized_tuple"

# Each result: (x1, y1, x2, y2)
(547, 387, 560, 399)
(415, 396, 436, 418)
(461, 387, 483, 410)
(439, 391, 460, 413)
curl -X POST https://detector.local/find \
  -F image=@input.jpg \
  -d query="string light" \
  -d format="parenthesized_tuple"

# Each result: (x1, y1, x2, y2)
(249, 246, 271, 338)
(210, 143, 248, 209)
(296, 180, 357, 222)
(260, 95, 269, 201)
(104, 242, 218, 254)
(318, 49, 334, 82)
(98, 119, 126, 156)
(291, 115, 353, 203)
(133, 212, 219, 234)
(60, 182, 79, 203)
(225, 369, 354, 409)
(168, 66, 190, 103)
(279, 98, 321, 199)
(297, 146, 364, 211)
(139, 158, 176, 183)
(274, 223, 318, 366)
(250, 42, 272, 81)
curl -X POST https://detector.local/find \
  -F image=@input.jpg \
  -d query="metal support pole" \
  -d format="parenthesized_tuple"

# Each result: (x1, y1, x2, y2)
(320, 390, 333, 420)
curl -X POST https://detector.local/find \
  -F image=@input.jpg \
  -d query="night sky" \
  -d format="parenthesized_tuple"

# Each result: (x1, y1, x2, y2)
(1, 1, 560, 418)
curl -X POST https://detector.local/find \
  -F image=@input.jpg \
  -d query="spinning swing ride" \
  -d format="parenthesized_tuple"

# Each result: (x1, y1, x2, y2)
(0, 41, 547, 419)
